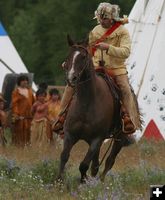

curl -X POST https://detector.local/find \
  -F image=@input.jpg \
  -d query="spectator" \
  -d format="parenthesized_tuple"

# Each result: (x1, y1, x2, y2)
(31, 88, 52, 147)
(48, 88, 61, 122)
(11, 75, 35, 146)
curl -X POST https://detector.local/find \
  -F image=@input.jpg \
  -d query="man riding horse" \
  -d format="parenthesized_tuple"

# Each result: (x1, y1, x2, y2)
(53, 2, 141, 135)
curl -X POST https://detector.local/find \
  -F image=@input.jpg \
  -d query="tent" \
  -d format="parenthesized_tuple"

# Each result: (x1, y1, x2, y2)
(0, 22, 36, 91)
(126, 0, 165, 140)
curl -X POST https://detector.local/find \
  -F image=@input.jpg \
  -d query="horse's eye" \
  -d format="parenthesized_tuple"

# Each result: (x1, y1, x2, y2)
(81, 52, 86, 59)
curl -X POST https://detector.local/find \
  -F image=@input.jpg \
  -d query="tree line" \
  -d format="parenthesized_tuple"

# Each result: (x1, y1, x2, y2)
(0, 0, 135, 85)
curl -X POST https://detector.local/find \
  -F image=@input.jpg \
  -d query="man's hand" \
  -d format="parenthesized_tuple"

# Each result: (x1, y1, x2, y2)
(95, 42, 109, 50)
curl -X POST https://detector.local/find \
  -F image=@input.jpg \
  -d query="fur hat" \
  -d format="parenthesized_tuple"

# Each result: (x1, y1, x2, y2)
(94, 2, 120, 22)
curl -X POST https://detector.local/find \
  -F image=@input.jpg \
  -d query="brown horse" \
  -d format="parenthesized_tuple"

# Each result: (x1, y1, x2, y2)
(57, 35, 134, 182)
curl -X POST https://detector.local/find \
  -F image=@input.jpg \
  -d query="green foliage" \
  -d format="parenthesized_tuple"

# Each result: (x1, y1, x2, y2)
(0, 157, 20, 178)
(31, 159, 59, 184)
(1, 0, 136, 85)
(119, 166, 165, 192)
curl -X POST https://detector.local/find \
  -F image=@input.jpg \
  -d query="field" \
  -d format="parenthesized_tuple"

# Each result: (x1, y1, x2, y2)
(0, 134, 165, 200)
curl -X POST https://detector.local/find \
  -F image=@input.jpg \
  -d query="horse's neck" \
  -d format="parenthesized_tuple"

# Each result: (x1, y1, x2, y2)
(76, 68, 96, 105)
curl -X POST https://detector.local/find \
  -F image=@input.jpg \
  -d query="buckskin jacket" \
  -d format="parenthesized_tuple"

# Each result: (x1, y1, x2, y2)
(89, 24, 131, 76)
(12, 87, 34, 118)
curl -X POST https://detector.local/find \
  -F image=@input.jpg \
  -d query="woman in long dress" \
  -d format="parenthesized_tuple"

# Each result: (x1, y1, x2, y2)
(11, 75, 35, 146)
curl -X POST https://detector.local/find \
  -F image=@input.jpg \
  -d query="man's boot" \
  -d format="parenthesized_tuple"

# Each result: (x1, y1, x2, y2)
(120, 104, 136, 134)
(122, 114, 136, 134)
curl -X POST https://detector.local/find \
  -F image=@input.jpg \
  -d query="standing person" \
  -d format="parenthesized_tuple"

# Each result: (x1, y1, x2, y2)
(48, 88, 61, 123)
(11, 75, 35, 146)
(89, 2, 141, 133)
(0, 94, 7, 146)
(31, 88, 52, 148)
(48, 88, 62, 139)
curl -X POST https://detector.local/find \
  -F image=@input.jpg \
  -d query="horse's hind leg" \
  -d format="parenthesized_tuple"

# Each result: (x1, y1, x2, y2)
(100, 134, 136, 181)
(57, 134, 78, 181)
(100, 139, 123, 182)
(79, 138, 102, 183)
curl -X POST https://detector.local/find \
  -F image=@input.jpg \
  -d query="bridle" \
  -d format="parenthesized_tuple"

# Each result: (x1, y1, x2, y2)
(65, 44, 92, 87)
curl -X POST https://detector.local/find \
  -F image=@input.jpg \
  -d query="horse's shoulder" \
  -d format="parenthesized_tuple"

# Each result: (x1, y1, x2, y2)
(95, 75, 111, 93)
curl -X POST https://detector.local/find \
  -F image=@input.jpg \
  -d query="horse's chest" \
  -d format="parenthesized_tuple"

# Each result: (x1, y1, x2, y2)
(66, 113, 95, 133)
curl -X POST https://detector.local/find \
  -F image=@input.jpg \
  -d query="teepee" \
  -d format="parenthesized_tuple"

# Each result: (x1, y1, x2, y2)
(0, 22, 36, 91)
(126, 0, 165, 140)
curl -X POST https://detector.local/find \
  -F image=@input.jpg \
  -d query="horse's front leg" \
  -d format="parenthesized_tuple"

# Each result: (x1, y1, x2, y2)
(90, 146, 101, 177)
(79, 138, 102, 183)
(57, 133, 77, 181)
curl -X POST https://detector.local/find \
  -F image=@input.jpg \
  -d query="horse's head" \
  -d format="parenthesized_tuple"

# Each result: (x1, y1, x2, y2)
(63, 35, 92, 87)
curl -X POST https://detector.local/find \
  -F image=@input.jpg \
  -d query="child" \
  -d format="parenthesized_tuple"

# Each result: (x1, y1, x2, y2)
(48, 88, 61, 123)
(48, 88, 64, 139)
(31, 89, 52, 147)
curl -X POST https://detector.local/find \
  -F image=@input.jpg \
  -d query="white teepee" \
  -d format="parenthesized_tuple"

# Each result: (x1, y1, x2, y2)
(0, 22, 36, 91)
(126, 0, 165, 140)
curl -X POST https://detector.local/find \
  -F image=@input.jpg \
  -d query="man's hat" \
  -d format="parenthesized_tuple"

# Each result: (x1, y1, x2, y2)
(94, 2, 129, 24)
(94, 2, 120, 22)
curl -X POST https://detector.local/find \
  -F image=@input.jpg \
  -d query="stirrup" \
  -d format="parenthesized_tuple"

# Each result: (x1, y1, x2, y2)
(122, 116, 136, 134)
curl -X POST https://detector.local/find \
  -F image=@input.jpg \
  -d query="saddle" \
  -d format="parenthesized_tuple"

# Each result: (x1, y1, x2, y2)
(96, 67, 137, 135)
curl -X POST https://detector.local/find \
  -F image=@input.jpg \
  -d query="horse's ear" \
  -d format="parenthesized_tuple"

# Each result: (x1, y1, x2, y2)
(67, 34, 74, 46)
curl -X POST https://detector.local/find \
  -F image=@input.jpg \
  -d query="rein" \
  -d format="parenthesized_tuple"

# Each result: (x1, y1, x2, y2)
(99, 131, 121, 167)
(99, 138, 114, 167)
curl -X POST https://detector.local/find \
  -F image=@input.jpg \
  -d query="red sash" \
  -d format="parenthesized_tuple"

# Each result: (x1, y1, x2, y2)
(91, 22, 121, 55)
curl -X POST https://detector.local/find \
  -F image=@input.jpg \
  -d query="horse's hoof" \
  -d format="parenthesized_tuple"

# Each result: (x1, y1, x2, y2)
(80, 175, 88, 184)
(80, 178, 87, 184)
(91, 169, 99, 177)
(80, 179, 85, 184)
(55, 175, 64, 185)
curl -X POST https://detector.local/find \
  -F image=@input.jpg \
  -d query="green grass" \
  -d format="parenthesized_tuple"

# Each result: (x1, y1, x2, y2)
(0, 155, 165, 200)
(0, 158, 73, 200)
(0, 139, 164, 199)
